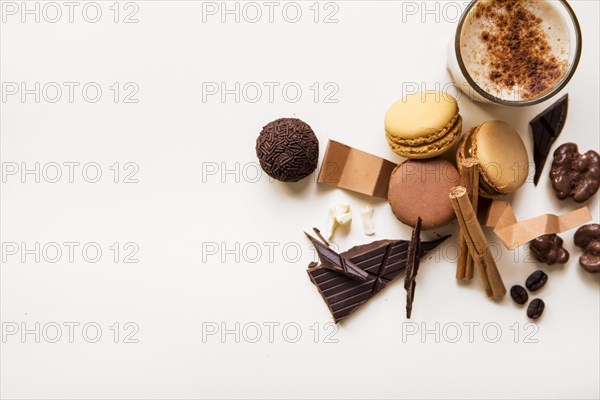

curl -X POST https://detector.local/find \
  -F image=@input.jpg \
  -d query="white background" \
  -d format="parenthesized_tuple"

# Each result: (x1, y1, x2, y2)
(1, 1, 599, 399)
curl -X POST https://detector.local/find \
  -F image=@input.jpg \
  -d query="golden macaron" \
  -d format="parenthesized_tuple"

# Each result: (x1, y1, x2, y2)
(456, 120, 530, 198)
(385, 91, 462, 159)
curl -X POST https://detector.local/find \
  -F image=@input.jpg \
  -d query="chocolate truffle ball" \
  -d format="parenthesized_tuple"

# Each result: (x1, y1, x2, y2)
(256, 118, 319, 182)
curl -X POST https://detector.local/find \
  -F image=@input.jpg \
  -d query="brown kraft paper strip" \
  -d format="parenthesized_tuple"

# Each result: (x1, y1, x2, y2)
(486, 200, 592, 250)
(317, 140, 398, 199)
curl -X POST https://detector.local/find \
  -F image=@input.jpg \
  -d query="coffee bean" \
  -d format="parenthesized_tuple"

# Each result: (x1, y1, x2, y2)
(510, 285, 529, 305)
(527, 298, 545, 320)
(526, 270, 548, 292)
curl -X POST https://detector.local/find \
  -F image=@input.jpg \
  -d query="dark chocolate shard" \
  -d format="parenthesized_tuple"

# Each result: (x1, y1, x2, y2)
(312, 227, 330, 248)
(404, 217, 422, 319)
(530, 93, 569, 185)
(307, 234, 449, 323)
(305, 233, 368, 281)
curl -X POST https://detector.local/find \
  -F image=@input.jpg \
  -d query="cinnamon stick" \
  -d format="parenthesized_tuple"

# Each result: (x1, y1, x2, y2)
(456, 159, 480, 281)
(449, 186, 506, 299)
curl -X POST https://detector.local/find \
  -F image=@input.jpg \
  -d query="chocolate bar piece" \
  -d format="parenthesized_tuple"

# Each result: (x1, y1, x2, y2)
(308, 235, 449, 323)
(404, 217, 422, 319)
(305, 232, 368, 281)
(530, 94, 569, 185)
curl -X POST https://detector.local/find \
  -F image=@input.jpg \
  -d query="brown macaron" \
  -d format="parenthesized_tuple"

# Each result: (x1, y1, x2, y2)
(456, 120, 529, 198)
(388, 158, 461, 230)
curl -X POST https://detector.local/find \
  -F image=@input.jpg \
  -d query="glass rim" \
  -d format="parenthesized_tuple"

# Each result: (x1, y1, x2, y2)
(454, 0, 582, 107)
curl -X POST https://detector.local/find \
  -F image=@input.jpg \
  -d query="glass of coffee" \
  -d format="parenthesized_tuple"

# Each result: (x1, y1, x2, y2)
(448, 0, 582, 106)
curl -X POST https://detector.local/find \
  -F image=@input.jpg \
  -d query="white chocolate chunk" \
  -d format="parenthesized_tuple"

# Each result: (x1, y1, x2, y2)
(361, 205, 375, 236)
(335, 204, 350, 215)
(325, 204, 352, 239)
(325, 207, 339, 240)
(336, 212, 352, 226)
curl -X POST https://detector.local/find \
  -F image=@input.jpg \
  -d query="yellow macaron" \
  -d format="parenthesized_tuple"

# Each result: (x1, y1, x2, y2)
(385, 91, 462, 159)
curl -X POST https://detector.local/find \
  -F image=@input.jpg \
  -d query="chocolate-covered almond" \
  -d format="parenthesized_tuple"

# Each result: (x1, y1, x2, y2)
(574, 224, 600, 273)
(549, 143, 600, 203)
(530, 234, 569, 265)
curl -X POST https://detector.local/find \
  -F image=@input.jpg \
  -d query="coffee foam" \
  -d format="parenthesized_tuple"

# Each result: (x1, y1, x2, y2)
(460, 0, 570, 101)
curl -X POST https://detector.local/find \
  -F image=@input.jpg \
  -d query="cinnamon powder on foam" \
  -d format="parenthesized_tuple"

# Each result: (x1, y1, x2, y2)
(473, 0, 568, 100)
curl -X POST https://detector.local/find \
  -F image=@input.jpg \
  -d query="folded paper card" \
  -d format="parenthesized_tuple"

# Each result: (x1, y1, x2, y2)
(486, 200, 592, 249)
(317, 140, 397, 199)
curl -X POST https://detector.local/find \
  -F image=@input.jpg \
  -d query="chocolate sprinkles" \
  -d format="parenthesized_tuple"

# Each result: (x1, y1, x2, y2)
(256, 118, 319, 182)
